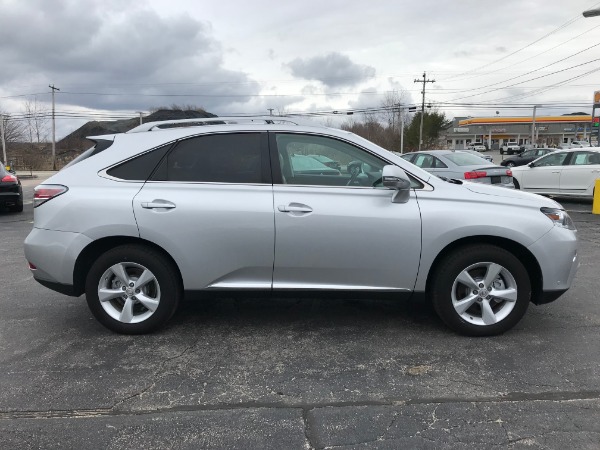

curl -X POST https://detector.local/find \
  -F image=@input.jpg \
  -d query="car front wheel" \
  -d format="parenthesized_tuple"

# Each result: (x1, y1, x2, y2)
(85, 245, 181, 334)
(430, 245, 531, 336)
(506, 161, 515, 168)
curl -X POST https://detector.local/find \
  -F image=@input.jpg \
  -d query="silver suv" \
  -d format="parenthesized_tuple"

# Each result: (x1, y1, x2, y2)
(24, 117, 579, 336)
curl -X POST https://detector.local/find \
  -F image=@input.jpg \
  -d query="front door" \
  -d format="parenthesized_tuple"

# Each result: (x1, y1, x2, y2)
(521, 151, 569, 194)
(270, 132, 422, 292)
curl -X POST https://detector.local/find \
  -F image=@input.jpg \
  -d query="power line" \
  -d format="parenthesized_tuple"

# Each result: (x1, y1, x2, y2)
(443, 12, 586, 82)
(446, 57, 600, 102)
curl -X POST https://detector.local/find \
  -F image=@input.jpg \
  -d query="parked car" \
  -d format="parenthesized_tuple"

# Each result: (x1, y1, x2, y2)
(0, 164, 23, 212)
(467, 144, 488, 152)
(24, 117, 578, 337)
(307, 154, 342, 171)
(519, 144, 536, 151)
(460, 149, 494, 163)
(500, 144, 522, 155)
(401, 150, 514, 188)
(570, 140, 591, 148)
(511, 148, 600, 198)
(500, 148, 554, 168)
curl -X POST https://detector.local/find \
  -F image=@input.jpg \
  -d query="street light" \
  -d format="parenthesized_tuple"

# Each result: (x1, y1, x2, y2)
(583, 8, 600, 18)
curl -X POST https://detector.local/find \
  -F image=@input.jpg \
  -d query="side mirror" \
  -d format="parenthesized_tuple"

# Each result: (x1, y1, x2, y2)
(528, 162, 535, 168)
(382, 165, 411, 203)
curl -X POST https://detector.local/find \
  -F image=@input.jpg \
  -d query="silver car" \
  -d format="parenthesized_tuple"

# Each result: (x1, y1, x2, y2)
(24, 117, 578, 336)
(401, 150, 513, 188)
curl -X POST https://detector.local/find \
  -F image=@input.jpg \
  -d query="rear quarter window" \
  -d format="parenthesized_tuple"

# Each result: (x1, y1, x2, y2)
(106, 144, 172, 181)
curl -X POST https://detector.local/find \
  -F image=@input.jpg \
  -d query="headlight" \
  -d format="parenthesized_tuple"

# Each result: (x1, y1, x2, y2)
(540, 207, 576, 230)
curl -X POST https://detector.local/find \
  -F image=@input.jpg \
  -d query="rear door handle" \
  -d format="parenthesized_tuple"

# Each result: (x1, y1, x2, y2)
(277, 203, 313, 214)
(551, 171, 560, 174)
(141, 200, 176, 209)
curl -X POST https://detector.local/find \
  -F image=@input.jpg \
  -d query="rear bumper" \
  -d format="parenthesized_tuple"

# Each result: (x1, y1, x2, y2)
(24, 227, 92, 287)
(35, 279, 79, 297)
(0, 191, 22, 206)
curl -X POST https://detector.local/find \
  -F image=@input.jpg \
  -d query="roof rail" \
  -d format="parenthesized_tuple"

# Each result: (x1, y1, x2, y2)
(126, 116, 319, 133)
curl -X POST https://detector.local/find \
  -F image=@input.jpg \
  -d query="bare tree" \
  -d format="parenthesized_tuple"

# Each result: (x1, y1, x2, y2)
(0, 111, 26, 143)
(23, 98, 50, 144)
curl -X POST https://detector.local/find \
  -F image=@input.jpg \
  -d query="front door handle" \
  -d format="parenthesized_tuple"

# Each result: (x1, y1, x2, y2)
(277, 203, 313, 214)
(551, 171, 560, 174)
(141, 200, 176, 209)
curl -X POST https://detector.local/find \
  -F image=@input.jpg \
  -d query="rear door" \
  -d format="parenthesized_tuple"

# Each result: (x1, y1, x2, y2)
(132, 132, 275, 290)
(559, 151, 600, 196)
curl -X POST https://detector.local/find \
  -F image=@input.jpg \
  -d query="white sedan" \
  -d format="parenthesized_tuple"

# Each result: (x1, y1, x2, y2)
(511, 148, 600, 198)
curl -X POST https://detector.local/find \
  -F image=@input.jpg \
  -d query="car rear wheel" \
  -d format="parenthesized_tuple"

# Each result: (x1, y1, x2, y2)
(430, 245, 531, 336)
(85, 245, 181, 334)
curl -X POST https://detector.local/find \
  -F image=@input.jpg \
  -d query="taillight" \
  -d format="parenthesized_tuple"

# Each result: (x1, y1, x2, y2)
(33, 185, 68, 208)
(464, 171, 487, 179)
(506, 170, 513, 177)
(1, 174, 17, 183)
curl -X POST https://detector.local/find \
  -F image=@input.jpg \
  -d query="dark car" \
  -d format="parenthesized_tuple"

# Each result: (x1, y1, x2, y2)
(500, 148, 554, 168)
(0, 165, 23, 212)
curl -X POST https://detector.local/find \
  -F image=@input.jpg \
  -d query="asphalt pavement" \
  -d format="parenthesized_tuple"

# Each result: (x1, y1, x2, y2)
(1, 175, 599, 449)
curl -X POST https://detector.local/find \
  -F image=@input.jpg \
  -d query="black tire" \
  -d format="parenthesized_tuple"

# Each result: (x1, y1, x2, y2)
(85, 245, 181, 334)
(506, 162, 515, 168)
(500, 149, 504, 155)
(430, 244, 531, 336)
(513, 178, 520, 189)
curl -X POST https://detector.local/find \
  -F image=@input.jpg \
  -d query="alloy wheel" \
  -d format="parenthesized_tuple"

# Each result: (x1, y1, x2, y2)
(97, 262, 161, 324)
(450, 262, 518, 326)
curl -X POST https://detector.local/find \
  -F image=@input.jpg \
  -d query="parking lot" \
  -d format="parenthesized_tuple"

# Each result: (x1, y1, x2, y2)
(1, 174, 600, 449)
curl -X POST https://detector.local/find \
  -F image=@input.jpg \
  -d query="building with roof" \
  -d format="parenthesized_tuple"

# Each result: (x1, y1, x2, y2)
(443, 114, 597, 149)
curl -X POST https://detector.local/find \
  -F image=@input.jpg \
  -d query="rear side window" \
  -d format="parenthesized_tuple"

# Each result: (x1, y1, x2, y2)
(151, 133, 266, 183)
(107, 144, 171, 181)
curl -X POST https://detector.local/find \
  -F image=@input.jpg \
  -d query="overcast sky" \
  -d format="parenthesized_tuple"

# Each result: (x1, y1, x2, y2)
(1, 0, 600, 138)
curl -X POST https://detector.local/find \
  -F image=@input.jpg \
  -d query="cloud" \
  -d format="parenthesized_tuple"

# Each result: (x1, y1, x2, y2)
(0, 0, 262, 113)
(285, 52, 376, 88)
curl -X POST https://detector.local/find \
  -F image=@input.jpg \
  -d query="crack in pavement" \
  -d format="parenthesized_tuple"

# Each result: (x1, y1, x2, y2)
(1, 390, 599, 421)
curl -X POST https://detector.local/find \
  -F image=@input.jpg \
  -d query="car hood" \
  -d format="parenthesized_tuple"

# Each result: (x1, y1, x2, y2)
(463, 182, 562, 208)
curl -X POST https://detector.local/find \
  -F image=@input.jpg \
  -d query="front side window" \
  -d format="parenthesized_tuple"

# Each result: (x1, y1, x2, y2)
(152, 133, 265, 183)
(274, 133, 386, 187)
(533, 152, 568, 167)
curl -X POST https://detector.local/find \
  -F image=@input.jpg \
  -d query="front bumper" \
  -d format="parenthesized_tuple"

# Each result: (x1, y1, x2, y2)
(528, 224, 579, 304)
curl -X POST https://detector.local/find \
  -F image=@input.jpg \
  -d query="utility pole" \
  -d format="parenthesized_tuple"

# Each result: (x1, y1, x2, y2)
(0, 114, 7, 166)
(414, 72, 435, 150)
(49, 84, 60, 170)
(531, 105, 539, 147)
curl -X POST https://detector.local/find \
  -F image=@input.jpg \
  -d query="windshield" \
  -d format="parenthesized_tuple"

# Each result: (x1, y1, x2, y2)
(444, 152, 490, 166)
